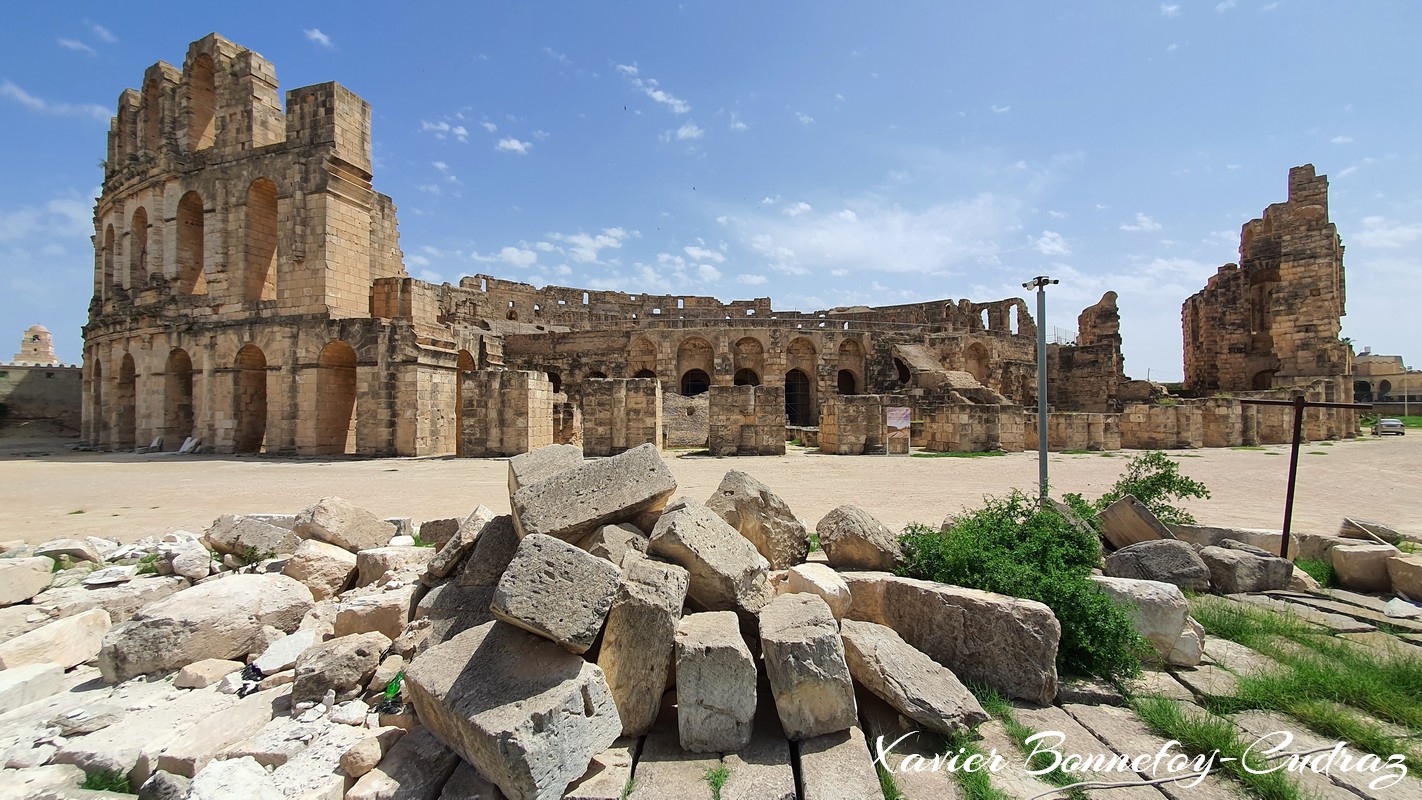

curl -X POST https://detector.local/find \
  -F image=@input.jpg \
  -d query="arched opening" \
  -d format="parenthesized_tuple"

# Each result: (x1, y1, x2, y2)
(547, 372, 562, 394)
(187, 54, 216, 151)
(1354, 381, 1373, 404)
(1378, 379, 1393, 399)
(1251, 369, 1277, 391)
(507, 310, 519, 321)
(129, 207, 148, 289)
(630, 337, 658, 377)
(164, 348, 194, 449)
(680, 369, 711, 396)
(733, 368, 761, 386)
(116, 353, 136, 450)
(837, 369, 858, 395)
(676, 337, 714, 392)
(177, 191, 207, 295)
(455, 349, 476, 457)
(234, 344, 267, 453)
(965, 342, 990, 384)
(142, 80, 162, 152)
(634, 368, 657, 380)
(90, 358, 105, 444)
(894, 357, 911, 384)
(316, 340, 358, 455)
(245, 179, 278, 302)
(102, 225, 115, 297)
(587, 371, 608, 380)
(733, 337, 765, 380)
(785, 369, 812, 425)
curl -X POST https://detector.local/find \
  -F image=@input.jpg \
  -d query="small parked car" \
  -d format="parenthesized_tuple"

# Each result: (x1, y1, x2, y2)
(1372, 418, 1406, 436)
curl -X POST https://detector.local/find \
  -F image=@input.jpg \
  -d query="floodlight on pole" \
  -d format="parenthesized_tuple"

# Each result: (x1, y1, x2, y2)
(1023, 275, 1059, 500)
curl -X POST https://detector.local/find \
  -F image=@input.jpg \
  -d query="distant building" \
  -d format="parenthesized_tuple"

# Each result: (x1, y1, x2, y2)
(11, 325, 63, 367)
(2, 325, 81, 429)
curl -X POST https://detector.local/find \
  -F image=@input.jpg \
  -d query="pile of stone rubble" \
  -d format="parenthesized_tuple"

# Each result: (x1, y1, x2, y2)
(0, 442, 1416, 799)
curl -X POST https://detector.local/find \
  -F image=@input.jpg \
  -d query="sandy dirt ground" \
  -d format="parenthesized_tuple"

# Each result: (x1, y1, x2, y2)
(0, 423, 1417, 545)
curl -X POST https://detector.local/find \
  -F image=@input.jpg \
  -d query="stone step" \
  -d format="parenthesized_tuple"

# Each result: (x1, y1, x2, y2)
(1200, 636, 1284, 676)
(1227, 593, 1375, 633)
(973, 719, 1058, 800)
(1169, 664, 1240, 698)
(1011, 703, 1168, 800)
(1062, 702, 1240, 800)
(1228, 709, 1422, 800)
(1265, 591, 1422, 633)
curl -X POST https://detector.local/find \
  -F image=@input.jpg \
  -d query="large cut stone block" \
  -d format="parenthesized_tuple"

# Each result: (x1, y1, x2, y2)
(404, 621, 622, 800)
(511, 443, 676, 543)
(507, 443, 584, 495)
(1388, 554, 1422, 600)
(204, 514, 302, 559)
(648, 497, 772, 614)
(293, 496, 397, 553)
(357, 545, 436, 586)
(345, 725, 461, 800)
(675, 611, 757, 753)
(491, 533, 621, 654)
(704, 470, 809, 569)
(155, 686, 288, 777)
(1199, 546, 1293, 593)
(784, 563, 852, 620)
(1098, 495, 1174, 550)
(576, 523, 648, 566)
(98, 574, 313, 683)
(758, 593, 856, 740)
(1088, 575, 1190, 663)
(281, 538, 357, 600)
(597, 553, 688, 736)
(293, 631, 392, 704)
(457, 514, 521, 587)
(427, 506, 496, 579)
(815, 506, 902, 570)
(797, 726, 884, 800)
(0, 607, 110, 670)
(333, 583, 419, 640)
(841, 572, 1060, 704)
(0, 662, 65, 713)
(1103, 539, 1210, 592)
(0, 557, 54, 606)
(840, 619, 988, 735)
(1332, 543, 1398, 593)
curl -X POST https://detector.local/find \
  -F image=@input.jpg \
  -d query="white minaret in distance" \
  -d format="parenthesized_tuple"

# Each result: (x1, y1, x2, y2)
(11, 325, 62, 366)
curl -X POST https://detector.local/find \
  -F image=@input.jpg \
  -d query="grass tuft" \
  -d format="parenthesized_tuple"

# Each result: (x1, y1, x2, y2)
(910, 450, 1008, 458)
(1132, 696, 1303, 800)
(704, 764, 730, 799)
(81, 771, 132, 793)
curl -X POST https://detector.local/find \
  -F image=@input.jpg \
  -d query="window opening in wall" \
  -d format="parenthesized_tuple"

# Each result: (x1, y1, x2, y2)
(837, 370, 857, 395)
(176, 191, 207, 295)
(680, 369, 710, 396)
(481, 278, 487, 291)
(187, 54, 217, 151)
(634, 369, 657, 379)
(733, 368, 761, 386)
(747, 309, 755, 316)
(582, 292, 589, 304)
(587, 371, 607, 380)
(785, 369, 812, 425)
(547, 372, 562, 393)
(894, 358, 911, 384)
(46, 372, 55, 378)
(652, 308, 661, 315)
(677, 298, 684, 309)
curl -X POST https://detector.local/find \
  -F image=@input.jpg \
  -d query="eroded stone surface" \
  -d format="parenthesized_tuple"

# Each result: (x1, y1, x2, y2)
(597, 553, 688, 736)
(840, 619, 988, 735)
(758, 593, 856, 741)
(490, 533, 621, 654)
(648, 497, 772, 614)
(815, 506, 901, 571)
(705, 469, 809, 569)
(511, 443, 676, 543)
(293, 496, 397, 553)
(675, 611, 757, 753)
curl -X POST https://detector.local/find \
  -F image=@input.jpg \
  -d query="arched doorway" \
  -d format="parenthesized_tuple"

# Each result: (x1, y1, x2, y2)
(1251, 369, 1277, 391)
(129, 207, 148, 288)
(1354, 381, 1373, 403)
(894, 357, 911, 385)
(965, 342, 989, 384)
(786, 369, 814, 425)
(164, 348, 194, 449)
(634, 368, 657, 380)
(90, 358, 105, 444)
(680, 369, 711, 396)
(587, 371, 608, 380)
(245, 179, 278, 302)
(316, 341, 357, 455)
(102, 225, 115, 299)
(455, 349, 476, 457)
(116, 353, 136, 450)
(733, 368, 761, 386)
(187, 53, 217, 151)
(234, 344, 267, 453)
(547, 371, 562, 394)
(837, 369, 857, 395)
(177, 191, 207, 295)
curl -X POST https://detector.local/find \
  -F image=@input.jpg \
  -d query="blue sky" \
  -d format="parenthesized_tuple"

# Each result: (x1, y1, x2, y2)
(3, 2, 1420, 380)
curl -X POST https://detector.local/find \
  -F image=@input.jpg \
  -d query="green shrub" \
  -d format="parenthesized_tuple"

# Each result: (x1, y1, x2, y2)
(81, 770, 131, 792)
(1294, 558, 1336, 587)
(899, 491, 1146, 682)
(1064, 450, 1210, 527)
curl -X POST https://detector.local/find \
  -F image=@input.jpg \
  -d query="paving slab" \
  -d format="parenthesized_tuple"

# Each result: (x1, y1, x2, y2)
(1062, 703, 1241, 800)
(1123, 670, 1193, 703)
(1169, 664, 1239, 698)
(1010, 703, 1168, 800)
(1271, 592, 1422, 633)
(564, 738, 637, 800)
(625, 727, 716, 800)
(796, 725, 884, 800)
(1229, 709, 1422, 800)
(1228, 594, 1375, 633)
(972, 719, 1057, 800)
(1200, 637, 1284, 677)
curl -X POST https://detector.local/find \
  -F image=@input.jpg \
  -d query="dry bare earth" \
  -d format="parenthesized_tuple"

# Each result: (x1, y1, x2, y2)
(1, 428, 1417, 546)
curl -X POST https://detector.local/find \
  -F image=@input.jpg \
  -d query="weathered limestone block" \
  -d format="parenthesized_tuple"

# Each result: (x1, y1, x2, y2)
(507, 443, 584, 495)
(415, 583, 498, 646)
(155, 686, 289, 778)
(562, 738, 635, 800)
(840, 619, 988, 735)
(83, 564, 137, 586)
(758, 593, 856, 740)
(796, 726, 884, 800)
(1332, 544, 1398, 593)
(1167, 616, 1206, 667)
(704, 470, 809, 569)
(438, 760, 508, 799)
(33, 538, 103, 565)
(719, 724, 796, 800)
(339, 726, 406, 778)
(0, 662, 64, 713)
(203, 514, 302, 559)
(416, 518, 461, 550)
(251, 628, 321, 675)
(188, 756, 283, 800)
(266, 722, 368, 798)
(784, 563, 852, 620)
(1340, 517, 1403, 544)
(1388, 554, 1422, 600)
(173, 658, 243, 689)
(597, 553, 689, 736)
(281, 538, 358, 600)
(1199, 546, 1293, 594)
(345, 725, 461, 800)
(97, 574, 313, 683)
(427, 506, 496, 579)
(1103, 539, 1211, 591)
(648, 497, 772, 614)
(815, 506, 902, 571)
(675, 611, 757, 753)
(625, 727, 717, 800)
(1169, 523, 1296, 559)
(0, 608, 110, 670)
(293, 496, 397, 553)
(404, 621, 622, 800)
(491, 533, 621, 654)
(33, 576, 186, 625)
(293, 631, 391, 704)
(841, 572, 1060, 704)
(1088, 575, 1190, 663)
(160, 533, 212, 582)
(457, 515, 521, 587)
(0, 557, 54, 606)
(357, 545, 436, 586)
(1098, 495, 1174, 550)
(333, 583, 420, 640)
(511, 443, 676, 543)
(576, 523, 648, 566)
(1295, 532, 1356, 563)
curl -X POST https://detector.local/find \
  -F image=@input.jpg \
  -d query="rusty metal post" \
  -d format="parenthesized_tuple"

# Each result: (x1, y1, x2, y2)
(1279, 393, 1307, 559)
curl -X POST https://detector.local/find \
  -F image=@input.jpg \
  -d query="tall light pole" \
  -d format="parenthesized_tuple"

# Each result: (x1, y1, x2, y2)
(1024, 276, 1059, 500)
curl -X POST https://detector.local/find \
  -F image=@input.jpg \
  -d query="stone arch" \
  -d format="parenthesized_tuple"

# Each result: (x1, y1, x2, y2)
(244, 178, 279, 302)
(455, 349, 476, 457)
(677, 337, 714, 394)
(103, 224, 115, 296)
(1379, 379, 1393, 398)
(837, 370, 858, 395)
(893, 357, 911, 385)
(733, 368, 761, 386)
(629, 337, 658, 377)
(115, 353, 137, 450)
(634, 369, 657, 380)
(187, 53, 217, 151)
(129, 207, 149, 288)
(785, 368, 813, 425)
(547, 371, 562, 394)
(837, 339, 864, 394)
(1251, 369, 1277, 391)
(680, 369, 711, 396)
(733, 337, 765, 378)
(164, 348, 195, 449)
(1354, 380, 1373, 403)
(316, 340, 357, 455)
(587, 371, 608, 380)
(965, 342, 990, 384)
(177, 191, 207, 295)
(234, 344, 267, 453)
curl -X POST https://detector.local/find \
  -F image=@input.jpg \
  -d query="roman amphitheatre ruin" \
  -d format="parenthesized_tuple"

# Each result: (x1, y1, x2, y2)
(79, 33, 1358, 461)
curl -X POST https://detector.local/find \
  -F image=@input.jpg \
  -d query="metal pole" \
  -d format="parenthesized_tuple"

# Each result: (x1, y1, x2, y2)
(1024, 276, 1058, 501)
(1279, 392, 1306, 559)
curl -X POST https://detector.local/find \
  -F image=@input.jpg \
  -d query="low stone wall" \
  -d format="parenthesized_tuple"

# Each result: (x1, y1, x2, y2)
(662, 391, 709, 448)
(581, 378, 662, 457)
(707, 385, 786, 456)
(1120, 403, 1202, 449)
(818, 395, 885, 455)
(460, 370, 553, 457)
(921, 405, 1026, 452)
(0, 365, 81, 430)
(1024, 412, 1122, 452)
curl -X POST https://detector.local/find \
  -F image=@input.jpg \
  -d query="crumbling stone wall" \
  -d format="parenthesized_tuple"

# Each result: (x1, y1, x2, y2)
(1024, 412, 1122, 452)
(921, 405, 1026, 453)
(0, 365, 82, 429)
(818, 395, 886, 455)
(581, 378, 662, 457)
(460, 370, 553, 457)
(1119, 403, 1204, 450)
(1048, 291, 1127, 413)
(662, 392, 708, 448)
(707, 385, 786, 456)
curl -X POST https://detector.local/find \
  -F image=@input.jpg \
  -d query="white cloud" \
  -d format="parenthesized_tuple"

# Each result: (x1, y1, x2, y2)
(1353, 216, 1422, 249)
(684, 246, 724, 263)
(58, 38, 96, 55)
(407, 254, 431, 268)
(499, 246, 538, 267)
(532, 130, 550, 140)
(1331, 135, 1353, 144)
(615, 64, 691, 114)
(432, 161, 449, 172)
(737, 274, 768, 285)
(784, 202, 813, 217)
(304, 28, 335, 49)
(417, 269, 444, 283)
(542, 47, 571, 65)
(1215, 0, 1237, 10)
(830, 269, 849, 277)
(836, 210, 858, 223)
(88, 22, 117, 43)
(674, 121, 703, 140)
(796, 112, 814, 125)
(419, 120, 469, 143)
(496, 138, 531, 155)
(548, 227, 631, 263)
(1033, 230, 1070, 256)
(1120, 212, 1163, 232)
(1262, 1, 1280, 9)
(480, 121, 497, 133)
(1160, 3, 1180, 16)
(991, 105, 1011, 114)
(729, 112, 748, 132)
(696, 265, 721, 282)
(1166, 43, 1179, 53)
(1047, 210, 1068, 219)
(0, 80, 108, 121)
